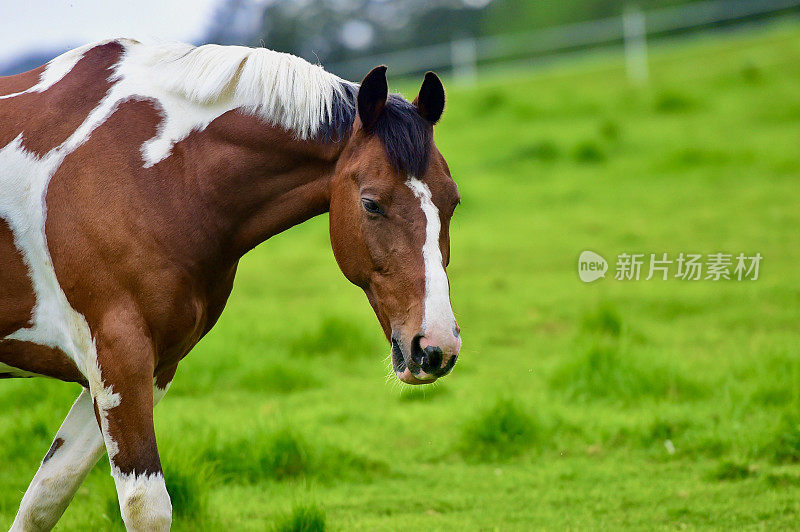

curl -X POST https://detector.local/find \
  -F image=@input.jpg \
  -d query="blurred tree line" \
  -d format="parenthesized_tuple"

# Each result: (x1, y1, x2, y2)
(206, 0, 707, 66)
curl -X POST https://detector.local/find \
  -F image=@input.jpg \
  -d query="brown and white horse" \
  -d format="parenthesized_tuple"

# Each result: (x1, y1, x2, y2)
(0, 40, 461, 530)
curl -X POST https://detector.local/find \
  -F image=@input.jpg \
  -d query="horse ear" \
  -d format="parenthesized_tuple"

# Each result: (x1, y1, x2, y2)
(357, 65, 388, 131)
(414, 71, 445, 125)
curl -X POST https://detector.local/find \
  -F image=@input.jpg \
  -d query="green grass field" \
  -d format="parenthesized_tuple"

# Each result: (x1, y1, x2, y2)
(2, 23, 800, 530)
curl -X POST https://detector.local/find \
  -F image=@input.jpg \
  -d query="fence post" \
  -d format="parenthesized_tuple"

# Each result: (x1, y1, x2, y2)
(623, 4, 648, 85)
(451, 36, 477, 85)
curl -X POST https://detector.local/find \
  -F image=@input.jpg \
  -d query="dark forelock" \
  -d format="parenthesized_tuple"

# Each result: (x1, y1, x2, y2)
(322, 83, 433, 177)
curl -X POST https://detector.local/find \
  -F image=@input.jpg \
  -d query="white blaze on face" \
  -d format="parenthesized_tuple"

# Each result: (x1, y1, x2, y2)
(406, 177, 456, 337)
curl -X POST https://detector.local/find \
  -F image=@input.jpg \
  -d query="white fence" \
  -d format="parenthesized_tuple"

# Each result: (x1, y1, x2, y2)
(326, 0, 800, 83)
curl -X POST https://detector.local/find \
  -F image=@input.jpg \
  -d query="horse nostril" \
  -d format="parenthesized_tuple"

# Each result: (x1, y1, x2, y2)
(423, 345, 443, 370)
(411, 335, 444, 374)
(411, 334, 425, 368)
(411, 335, 453, 376)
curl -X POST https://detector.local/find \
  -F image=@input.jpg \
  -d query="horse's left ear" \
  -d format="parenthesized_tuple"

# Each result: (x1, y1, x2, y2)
(358, 65, 388, 131)
(414, 71, 445, 125)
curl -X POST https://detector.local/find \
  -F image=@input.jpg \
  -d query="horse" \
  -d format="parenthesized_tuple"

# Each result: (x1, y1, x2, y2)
(0, 39, 461, 530)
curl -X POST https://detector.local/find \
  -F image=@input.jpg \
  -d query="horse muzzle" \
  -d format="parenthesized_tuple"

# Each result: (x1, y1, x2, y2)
(391, 328, 460, 384)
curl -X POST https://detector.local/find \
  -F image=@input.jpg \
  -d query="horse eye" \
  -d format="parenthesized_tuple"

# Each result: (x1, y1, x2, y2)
(361, 198, 384, 216)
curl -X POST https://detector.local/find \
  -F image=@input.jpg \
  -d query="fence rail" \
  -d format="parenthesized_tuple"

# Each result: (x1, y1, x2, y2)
(326, 0, 800, 82)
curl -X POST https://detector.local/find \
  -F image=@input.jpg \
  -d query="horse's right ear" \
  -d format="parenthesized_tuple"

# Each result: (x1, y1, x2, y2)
(414, 71, 445, 124)
(357, 65, 388, 131)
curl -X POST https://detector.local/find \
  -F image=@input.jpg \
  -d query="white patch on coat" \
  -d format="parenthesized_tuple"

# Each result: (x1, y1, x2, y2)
(112, 470, 172, 532)
(85, 357, 122, 461)
(406, 177, 456, 336)
(10, 389, 105, 531)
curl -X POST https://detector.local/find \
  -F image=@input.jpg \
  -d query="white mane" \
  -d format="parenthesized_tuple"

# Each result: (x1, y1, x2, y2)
(129, 41, 353, 140)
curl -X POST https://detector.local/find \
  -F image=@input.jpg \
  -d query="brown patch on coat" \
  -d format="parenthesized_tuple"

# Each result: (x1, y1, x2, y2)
(0, 41, 122, 155)
(0, 340, 87, 385)
(0, 218, 35, 336)
(42, 437, 65, 464)
(0, 64, 45, 95)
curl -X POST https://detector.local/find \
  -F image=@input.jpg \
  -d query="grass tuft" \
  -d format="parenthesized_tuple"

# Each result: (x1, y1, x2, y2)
(764, 471, 800, 487)
(273, 503, 326, 532)
(515, 139, 560, 162)
(104, 490, 122, 526)
(316, 447, 389, 482)
(572, 139, 606, 163)
(473, 89, 509, 115)
(707, 460, 755, 481)
(641, 418, 689, 446)
(265, 430, 310, 479)
(553, 303, 700, 402)
(205, 426, 387, 484)
(290, 316, 379, 358)
(598, 118, 621, 140)
(740, 60, 761, 83)
(0, 419, 52, 462)
(204, 427, 309, 482)
(399, 383, 448, 402)
(550, 343, 699, 402)
(653, 90, 696, 113)
(749, 352, 800, 407)
(164, 463, 211, 520)
(581, 303, 623, 337)
(459, 398, 540, 461)
(765, 413, 800, 464)
(237, 363, 320, 394)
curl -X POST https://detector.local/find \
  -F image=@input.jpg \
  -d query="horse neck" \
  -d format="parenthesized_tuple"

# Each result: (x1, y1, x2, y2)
(180, 111, 345, 269)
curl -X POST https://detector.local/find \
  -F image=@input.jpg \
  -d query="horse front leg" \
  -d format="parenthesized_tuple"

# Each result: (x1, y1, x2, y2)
(10, 388, 105, 531)
(89, 320, 172, 532)
(10, 367, 178, 532)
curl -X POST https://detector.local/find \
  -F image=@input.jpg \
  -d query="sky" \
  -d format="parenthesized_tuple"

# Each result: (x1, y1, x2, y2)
(0, 0, 220, 66)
